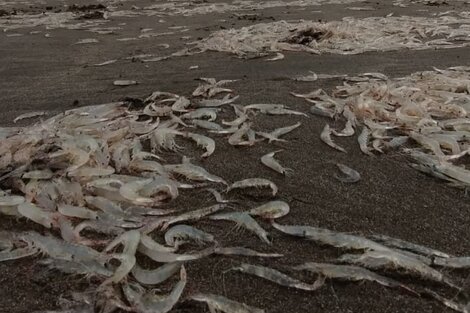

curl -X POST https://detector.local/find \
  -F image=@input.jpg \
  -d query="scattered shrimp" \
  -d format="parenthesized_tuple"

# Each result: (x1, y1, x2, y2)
(293, 262, 416, 294)
(370, 234, 450, 258)
(320, 124, 346, 153)
(131, 262, 182, 285)
(184, 132, 215, 157)
(249, 201, 289, 219)
(164, 224, 215, 247)
(338, 249, 458, 288)
(261, 150, 292, 175)
(124, 266, 186, 313)
(272, 222, 389, 251)
(210, 212, 271, 245)
(191, 293, 265, 313)
(232, 263, 323, 291)
(335, 163, 361, 183)
(214, 247, 282, 258)
(227, 178, 278, 196)
(257, 122, 301, 143)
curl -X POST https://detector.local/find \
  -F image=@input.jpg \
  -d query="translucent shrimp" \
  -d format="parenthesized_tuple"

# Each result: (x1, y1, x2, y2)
(184, 132, 215, 157)
(320, 124, 346, 153)
(191, 293, 265, 313)
(249, 201, 290, 219)
(260, 150, 292, 175)
(227, 178, 278, 196)
(210, 212, 271, 245)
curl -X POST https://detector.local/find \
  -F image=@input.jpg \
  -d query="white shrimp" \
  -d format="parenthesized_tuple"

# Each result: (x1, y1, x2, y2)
(164, 224, 215, 247)
(249, 201, 290, 219)
(260, 150, 292, 175)
(320, 124, 346, 153)
(18, 202, 55, 228)
(227, 178, 278, 196)
(210, 212, 271, 245)
(257, 122, 301, 143)
(333, 120, 355, 137)
(335, 163, 361, 183)
(119, 178, 155, 205)
(191, 293, 265, 313)
(184, 132, 215, 157)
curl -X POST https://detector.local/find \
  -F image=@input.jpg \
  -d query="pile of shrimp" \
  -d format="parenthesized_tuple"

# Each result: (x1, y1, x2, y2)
(295, 66, 470, 190)
(187, 13, 470, 58)
(1, 74, 470, 313)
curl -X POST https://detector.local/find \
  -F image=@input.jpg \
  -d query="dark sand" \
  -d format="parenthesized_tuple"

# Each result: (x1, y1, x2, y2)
(1, 0, 470, 312)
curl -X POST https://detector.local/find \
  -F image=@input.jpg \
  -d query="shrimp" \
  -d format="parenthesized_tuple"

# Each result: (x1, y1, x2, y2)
(17, 202, 55, 229)
(232, 263, 323, 291)
(410, 131, 444, 157)
(335, 163, 361, 183)
(0, 245, 38, 262)
(129, 159, 166, 176)
(164, 224, 215, 247)
(338, 249, 458, 288)
(150, 128, 183, 153)
(119, 178, 155, 206)
(68, 166, 115, 177)
(260, 150, 292, 175)
(320, 124, 346, 153)
(143, 103, 173, 117)
(266, 108, 308, 117)
(223, 105, 248, 127)
(165, 204, 225, 229)
(207, 188, 238, 204)
(39, 258, 113, 277)
(433, 256, 470, 269)
(180, 108, 218, 121)
(244, 103, 285, 112)
(249, 201, 289, 219)
(257, 122, 301, 143)
(165, 159, 226, 185)
(210, 212, 271, 245)
(227, 178, 278, 196)
(124, 266, 186, 313)
(214, 247, 282, 258)
(184, 132, 215, 157)
(310, 105, 335, 118)
(228, 123, 255, 146)
(138, 242, 214, 263)
(131, 262, 182, 285)
(103, 230, 140, 285)
(358, 127, 374, 156)
(370, 234, 450, 258)
(20, 231, 106, 264)
(272, 222, 389, 252)
(198, 94, 239, 107)
(332, 120, 355, 137)
(293, 262, 415, 294)
(171, 96, 191, 112)
(0, 195, 25, 207)
(139, 176, 179, 201)
(22, 169, 53, 180)
(425, 290, 470, 313)
(191, 293, 265, 313)
(191, 119, 223, 131)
